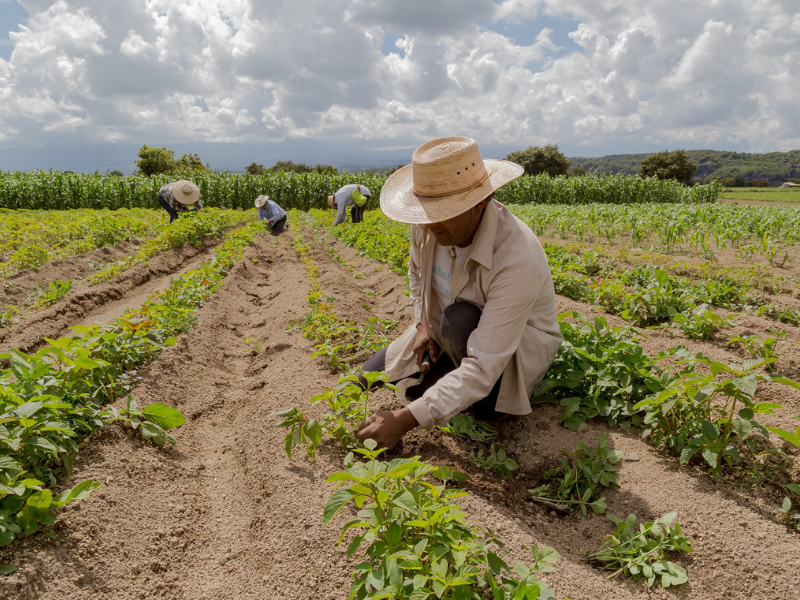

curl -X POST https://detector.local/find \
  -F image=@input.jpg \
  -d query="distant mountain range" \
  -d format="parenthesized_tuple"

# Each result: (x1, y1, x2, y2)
(570, 149, 800, 185)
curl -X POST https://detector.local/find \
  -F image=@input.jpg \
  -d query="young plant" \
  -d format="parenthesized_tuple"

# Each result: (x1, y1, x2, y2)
(727, 334, 784, 369)
(101, 397, 186, 446)
(241, 336, 264, 355)
(469, 445, 518, 479)
(634, 356, 800, 476)
(437, 414, 497, 443)
(778, 496, 800, 532)
(30, 279, 72, 309)
(529, 434, 623, 517)
(276, 371, 393, 460)
(533, 311, 668, 431)
(324, 440, 559, 600)
(668, 304, 738, 340)
(0, 305, 18, 328)
(585, 512, 692, 588)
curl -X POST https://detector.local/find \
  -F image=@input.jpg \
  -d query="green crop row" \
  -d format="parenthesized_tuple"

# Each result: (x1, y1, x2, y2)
(509, 202, 800, 249)
(0, 220, 266, 564)
(0, 208, 168, 276)
(0, 170, 718, 211)
(88, 208, 253, 284)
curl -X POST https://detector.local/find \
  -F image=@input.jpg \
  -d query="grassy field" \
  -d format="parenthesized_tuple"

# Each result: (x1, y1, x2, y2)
(718, 187, 800, 202)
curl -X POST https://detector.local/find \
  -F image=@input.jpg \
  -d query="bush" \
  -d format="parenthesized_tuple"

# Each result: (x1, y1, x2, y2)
(506, 145, 571, 177)
(639, 150, 697, 182)
(748, 180, 771, 187)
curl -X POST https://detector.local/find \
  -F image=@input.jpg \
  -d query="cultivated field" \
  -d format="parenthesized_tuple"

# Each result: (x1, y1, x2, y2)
(0, 196, 798, 600)
(719, 188, 800, 204)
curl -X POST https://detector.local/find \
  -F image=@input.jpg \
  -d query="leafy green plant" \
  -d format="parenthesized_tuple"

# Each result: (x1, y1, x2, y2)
(668, 303, 738, 339)
(778, 496, 800, 532)
(634, 356, 800, 476)
(469, 445, 518, 479)
(242, 336, 264, 355)
(0, 305, 18, 328)
(30, 279, 72, 309)
(533, 312, 668, 431)
(324, 440, 559, 600)
(727, 334, 784, 369)
(529, 434, 623, 516)
(276, 371, 393, 460)
(437, 414, 497, 443)
(585, 513, 692, 588)
(102, 397, 185, 446)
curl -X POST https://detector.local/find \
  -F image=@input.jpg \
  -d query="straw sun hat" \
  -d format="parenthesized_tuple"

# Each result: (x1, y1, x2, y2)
(380, 137, 523, 225)
(327, 195, 335, 208)
(172, 180, 201, 205)
(255, 195, 270, 209)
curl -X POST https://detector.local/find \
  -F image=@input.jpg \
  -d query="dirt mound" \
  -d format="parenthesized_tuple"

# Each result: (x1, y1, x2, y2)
(0, 231, 798, 600)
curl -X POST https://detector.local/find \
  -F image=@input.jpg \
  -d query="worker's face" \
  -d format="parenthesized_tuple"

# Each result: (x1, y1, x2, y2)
(421, 200, 486, 247)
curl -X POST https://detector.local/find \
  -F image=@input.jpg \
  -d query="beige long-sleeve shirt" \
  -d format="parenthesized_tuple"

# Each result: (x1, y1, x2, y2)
(383, 199, 563, 429)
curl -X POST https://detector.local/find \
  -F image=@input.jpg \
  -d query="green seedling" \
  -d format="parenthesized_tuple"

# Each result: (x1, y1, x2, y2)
(101, 397, 186, 446)
(667, 304, 738, 340)
(469, 444, 518, 479)
(30, 279, 72, 309)
(323, 440, 559, 600)
(276, 371, 394, 460)
(0, 305, 19, 328)
(585, 512, 692, 588)
(529, 434, 623, 517)
(242, 336, 264, 355)
(437, 413, 497, 443)
(727, 334, 784, 369)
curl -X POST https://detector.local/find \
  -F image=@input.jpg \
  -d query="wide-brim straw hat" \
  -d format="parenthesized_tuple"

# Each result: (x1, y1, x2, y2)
(255, 195, 270, 209)
(327, 195, 335, 208)
(380, 137, 523, 224)
(173, 180, 200, 205)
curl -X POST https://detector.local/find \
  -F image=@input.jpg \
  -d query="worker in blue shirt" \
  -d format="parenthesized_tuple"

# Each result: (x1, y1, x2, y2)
(255, 195, 288, 233)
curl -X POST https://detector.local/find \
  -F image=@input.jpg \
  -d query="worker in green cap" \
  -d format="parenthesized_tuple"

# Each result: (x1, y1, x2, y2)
(328, 184, 372, 225)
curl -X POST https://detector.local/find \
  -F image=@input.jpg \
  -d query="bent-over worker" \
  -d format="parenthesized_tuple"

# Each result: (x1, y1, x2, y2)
(355, 136, 562, 449)
(158, 180, 202, 223)
(328, 183, 372, 225)
(255, 195, 288, 234)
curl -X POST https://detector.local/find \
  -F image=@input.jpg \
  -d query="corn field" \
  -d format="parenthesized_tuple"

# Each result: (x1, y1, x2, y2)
(0, 170, 719, 211)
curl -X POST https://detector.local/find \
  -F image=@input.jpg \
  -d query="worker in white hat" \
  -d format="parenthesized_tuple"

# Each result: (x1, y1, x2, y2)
(328, 183, 372, 225)
(355, 137, 562, 449)
(158, 180, 202, 223)
(254, 195, 288, 233)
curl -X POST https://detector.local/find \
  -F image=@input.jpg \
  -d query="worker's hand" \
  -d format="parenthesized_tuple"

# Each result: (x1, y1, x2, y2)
(413, 324, 439, 370)
(355, 408, 418, 449)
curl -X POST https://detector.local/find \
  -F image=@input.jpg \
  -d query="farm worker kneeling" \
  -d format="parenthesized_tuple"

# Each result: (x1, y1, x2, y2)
(158, 180, 202, 223)
(355, 136, 562, 449)
(254, 195, 289, 234)
(328, 183, 372, 225)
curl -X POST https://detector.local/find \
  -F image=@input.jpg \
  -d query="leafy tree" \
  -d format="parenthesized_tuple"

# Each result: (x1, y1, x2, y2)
(639, 150, 697, 182)
(270, 160, 312, 173)
(570, 166, 587, 177)
(176, 153, 210, 174)
(312, 164, 338, 175)
(109, 170, 124, 177)
(246, 162, 266, 175)
(135, 145, 177, 177)
(506, 145, 571, 177)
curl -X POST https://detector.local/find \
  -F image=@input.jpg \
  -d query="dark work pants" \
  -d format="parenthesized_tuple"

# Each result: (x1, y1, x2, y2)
(158, 195, 178, 223)
(359, 301, 503, 421)
(351, 205, 365, 223)
(271, 215, 288, 234)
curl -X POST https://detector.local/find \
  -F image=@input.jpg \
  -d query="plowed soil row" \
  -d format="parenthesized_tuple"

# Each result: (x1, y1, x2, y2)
(0, 228, 798, 600)
(0, 235, 227, 355)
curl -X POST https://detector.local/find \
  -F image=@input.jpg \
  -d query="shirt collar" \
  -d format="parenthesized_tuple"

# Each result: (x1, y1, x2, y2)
(467, 198, 498, 270)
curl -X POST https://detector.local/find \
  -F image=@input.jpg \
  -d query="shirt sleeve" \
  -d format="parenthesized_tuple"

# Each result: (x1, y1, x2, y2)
(333, 198, 348, 225)
(406, 264, 543, 430)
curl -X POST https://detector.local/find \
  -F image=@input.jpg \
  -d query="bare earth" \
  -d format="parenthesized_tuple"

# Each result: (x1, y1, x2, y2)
(0, 227, 799, 600)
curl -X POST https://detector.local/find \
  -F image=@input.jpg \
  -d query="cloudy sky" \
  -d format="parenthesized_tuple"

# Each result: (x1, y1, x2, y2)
(0, 0, 798, 161)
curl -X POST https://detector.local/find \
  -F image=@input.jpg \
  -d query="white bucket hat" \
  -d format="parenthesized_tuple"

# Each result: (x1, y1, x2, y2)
(379, 137, 523, 225)
(172, 180, 201, 205)
(255, 195, 270, 209)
